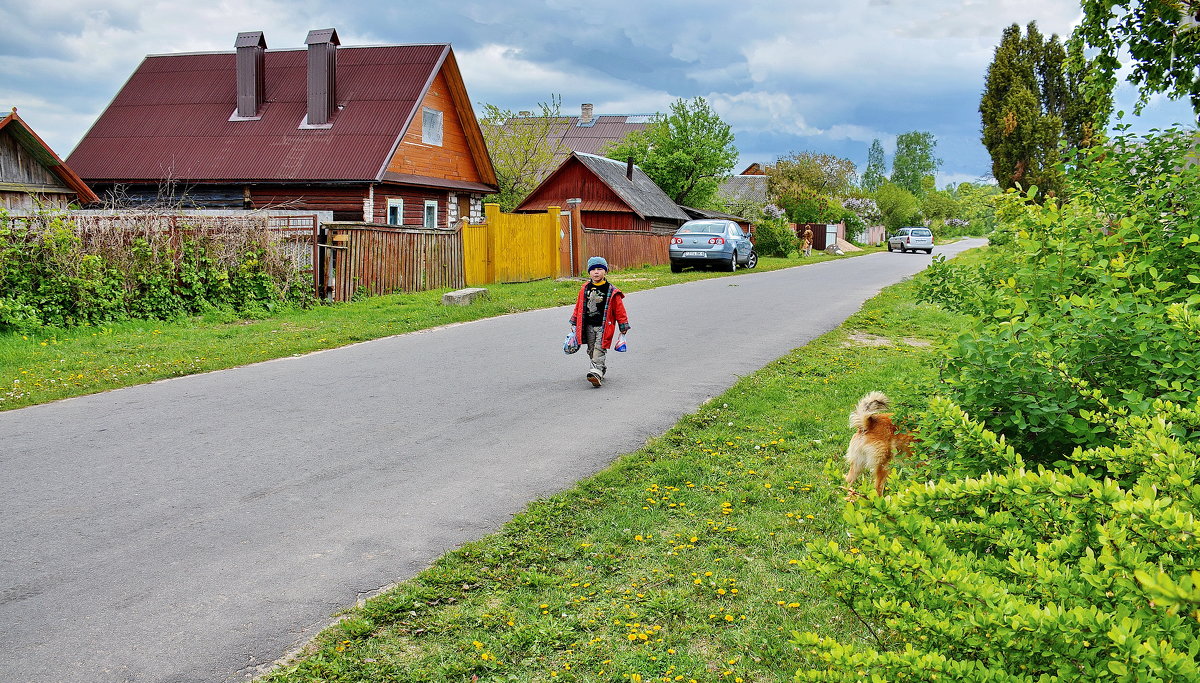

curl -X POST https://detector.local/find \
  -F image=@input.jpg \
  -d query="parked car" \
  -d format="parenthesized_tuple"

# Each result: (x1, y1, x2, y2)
(887, 226, 934, 254)
(669, 219, 758, 272)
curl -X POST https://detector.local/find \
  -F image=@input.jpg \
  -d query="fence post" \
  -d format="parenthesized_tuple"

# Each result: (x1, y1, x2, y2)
(568, 200, 584, 276)
(483, 203, 501, 284)
(545, 206, 560, 279)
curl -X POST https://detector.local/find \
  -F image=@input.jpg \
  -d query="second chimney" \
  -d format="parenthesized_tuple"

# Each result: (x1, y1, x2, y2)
(305, 28, 340, 126)
(235, 31, 266, 118)
(580, 103, 594, 124)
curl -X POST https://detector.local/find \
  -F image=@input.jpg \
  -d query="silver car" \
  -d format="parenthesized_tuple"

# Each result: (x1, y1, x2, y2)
(887, 226, 934, 254)
(669, 219, 758, 272)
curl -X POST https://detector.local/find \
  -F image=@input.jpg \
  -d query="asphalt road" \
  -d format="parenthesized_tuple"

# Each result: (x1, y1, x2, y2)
(0, 239, 983, 682)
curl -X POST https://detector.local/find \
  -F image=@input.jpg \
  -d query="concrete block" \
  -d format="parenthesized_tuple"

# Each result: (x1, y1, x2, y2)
(442, 287, 489, 306)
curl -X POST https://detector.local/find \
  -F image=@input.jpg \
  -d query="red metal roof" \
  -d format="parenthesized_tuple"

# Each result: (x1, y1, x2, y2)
(68, 44, 454, 183)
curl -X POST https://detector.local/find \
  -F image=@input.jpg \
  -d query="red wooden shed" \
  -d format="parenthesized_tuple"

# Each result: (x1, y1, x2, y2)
(514, 151, 688, 232)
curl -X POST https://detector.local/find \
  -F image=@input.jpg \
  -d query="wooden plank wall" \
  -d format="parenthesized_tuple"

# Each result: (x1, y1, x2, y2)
(463, 204, 560, 285)
(581, 228, 672, 269)
(462, 222, 488, 286)
(386, 70, 482, 184)
(324, 223, 465, 301)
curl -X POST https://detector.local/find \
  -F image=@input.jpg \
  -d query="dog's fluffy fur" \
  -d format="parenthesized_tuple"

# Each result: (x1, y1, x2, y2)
(844, 391, 911, 497)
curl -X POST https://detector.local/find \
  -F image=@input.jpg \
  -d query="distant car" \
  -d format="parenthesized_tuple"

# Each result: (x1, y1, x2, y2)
(887, 226, 934, 254)
(669, 219, 758, 272)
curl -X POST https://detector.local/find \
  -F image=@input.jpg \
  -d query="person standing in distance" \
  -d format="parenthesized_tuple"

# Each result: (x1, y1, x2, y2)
(569, 256, 630, 387)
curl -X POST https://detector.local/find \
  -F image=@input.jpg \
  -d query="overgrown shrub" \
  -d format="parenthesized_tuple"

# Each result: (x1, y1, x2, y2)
(0, 211, 313, 331)
(792, 126, 1200, 680)
(752, 216, 798, 257)
(916, 126, 1200, 459)
(793, 396, 1200, 682)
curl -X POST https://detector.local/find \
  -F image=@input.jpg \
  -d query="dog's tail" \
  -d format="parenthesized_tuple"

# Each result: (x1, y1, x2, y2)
(849, 391, 890, 430)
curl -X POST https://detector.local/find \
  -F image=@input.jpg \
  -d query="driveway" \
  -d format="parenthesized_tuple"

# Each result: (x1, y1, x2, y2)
(0, 239, 984, 682)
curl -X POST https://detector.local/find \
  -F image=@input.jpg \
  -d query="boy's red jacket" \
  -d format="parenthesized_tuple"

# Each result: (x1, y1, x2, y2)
(570, 282, 628, 349)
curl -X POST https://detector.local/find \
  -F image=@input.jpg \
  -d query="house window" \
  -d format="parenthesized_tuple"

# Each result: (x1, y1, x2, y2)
(386, 198, 403, 225)
(423, 200, 438, 229)
(422, 108, 443, 146)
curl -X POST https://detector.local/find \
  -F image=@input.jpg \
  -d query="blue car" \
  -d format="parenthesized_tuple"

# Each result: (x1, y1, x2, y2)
(669, 219, 758, 273)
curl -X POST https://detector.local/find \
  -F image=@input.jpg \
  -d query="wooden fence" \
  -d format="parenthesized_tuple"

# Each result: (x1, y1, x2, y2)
(321, 222, 465, 301)
(463, 204, 561, 285)
(582, 228, 674, 270)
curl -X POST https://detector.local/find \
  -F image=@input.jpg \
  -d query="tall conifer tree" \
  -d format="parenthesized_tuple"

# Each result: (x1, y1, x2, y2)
(980, 22, 1103, 198)
(861, 139, 887, 193)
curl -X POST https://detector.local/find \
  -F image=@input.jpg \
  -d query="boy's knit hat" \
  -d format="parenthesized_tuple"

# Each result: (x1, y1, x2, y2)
(586, 256, 609, 272)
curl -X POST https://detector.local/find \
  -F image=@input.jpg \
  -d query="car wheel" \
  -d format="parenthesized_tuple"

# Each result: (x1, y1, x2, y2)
(886, 242, 894, 252)
(925, 248, 933, 254)
(726, 252, 738, 272)
(746, 250, 758, 269)
(670, 262, 682, 273)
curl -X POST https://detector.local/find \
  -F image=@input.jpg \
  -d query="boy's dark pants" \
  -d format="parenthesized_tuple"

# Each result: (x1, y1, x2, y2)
(584, 325, 606, 375)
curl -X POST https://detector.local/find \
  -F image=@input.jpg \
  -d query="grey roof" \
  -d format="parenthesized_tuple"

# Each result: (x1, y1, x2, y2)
(575, 152, 689, 221)
(718, 174, 768, 204)
(679, 205, 749, 223)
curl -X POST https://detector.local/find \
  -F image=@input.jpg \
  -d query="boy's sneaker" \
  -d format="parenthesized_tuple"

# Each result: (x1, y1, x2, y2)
(587, 369, 603, 387)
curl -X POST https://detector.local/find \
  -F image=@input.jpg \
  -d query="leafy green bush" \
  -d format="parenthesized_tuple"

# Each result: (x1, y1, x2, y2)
(792, 126, 1200, 681)
(752, 216, 798, 257)
(916, 127, 1200, 459)
(793, 396, 1200, 682)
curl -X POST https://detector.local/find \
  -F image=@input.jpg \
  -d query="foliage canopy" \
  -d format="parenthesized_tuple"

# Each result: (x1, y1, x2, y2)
(603, 97, 738, 209)
(1073, 0, 1200, 118)
(479, 95, 568, 211)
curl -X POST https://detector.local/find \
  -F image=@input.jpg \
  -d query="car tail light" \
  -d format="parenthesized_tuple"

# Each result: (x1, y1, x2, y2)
(671, 237, 683, 244)
(708, 237, 725, 245)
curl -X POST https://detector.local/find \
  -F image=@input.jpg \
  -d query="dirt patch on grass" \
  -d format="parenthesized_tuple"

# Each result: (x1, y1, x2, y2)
(843, 331, 931, 348)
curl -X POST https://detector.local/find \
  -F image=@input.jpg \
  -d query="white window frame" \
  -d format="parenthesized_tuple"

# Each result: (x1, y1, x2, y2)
(422, 107, 443, 146)
(386, 198, 404, 225)
(423, 200, 438, 229)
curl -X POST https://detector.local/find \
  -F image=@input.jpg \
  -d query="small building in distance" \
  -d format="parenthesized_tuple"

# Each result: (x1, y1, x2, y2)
(0, 109, 99, 211)
(515, 151, 689, 233)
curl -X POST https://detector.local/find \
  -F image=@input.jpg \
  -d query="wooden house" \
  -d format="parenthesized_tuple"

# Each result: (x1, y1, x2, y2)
(0, 109, 99, 211)
(514, 151, 688, 232)
(67, 29, 496, 225)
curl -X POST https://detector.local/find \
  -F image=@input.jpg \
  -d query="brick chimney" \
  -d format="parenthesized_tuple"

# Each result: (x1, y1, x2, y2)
(234, 31, 266, 118)
(580, 103, 594, 124)
(305, 28, 340, 126)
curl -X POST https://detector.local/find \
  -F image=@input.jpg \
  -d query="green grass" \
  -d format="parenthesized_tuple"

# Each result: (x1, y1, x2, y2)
(0, 248, 879, 411)
(257, 275, 968, 683)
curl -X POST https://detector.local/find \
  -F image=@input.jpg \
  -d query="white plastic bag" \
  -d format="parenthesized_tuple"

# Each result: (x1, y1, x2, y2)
(563, 330, 580, 354)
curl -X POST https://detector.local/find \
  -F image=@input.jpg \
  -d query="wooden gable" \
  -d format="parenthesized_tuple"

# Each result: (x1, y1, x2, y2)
(0, 109, 99, 209)
(518, 155, 632, 214)
(383, 50, 496, 189)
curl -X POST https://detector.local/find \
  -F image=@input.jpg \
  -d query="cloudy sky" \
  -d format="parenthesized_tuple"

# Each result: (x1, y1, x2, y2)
(4, 0, 1197, 188)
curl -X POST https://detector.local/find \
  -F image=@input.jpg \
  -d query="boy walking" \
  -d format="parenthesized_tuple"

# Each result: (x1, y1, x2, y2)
(569, 256, 630, 387)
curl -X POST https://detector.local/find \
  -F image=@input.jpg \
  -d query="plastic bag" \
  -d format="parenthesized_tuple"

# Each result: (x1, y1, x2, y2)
(614, 332, 627, 352)
(563, 330, 580, 354)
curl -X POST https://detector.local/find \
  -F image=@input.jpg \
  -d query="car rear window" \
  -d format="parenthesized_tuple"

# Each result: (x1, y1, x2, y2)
(912, 229, 932, 236)
(678, 221, 726, 234)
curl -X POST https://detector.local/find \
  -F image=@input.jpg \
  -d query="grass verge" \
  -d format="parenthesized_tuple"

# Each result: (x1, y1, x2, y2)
(0, 249, 879, 411)
(257, 272, 967, 683)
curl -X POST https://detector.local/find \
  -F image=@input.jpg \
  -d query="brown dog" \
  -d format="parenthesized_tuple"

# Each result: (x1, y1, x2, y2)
(844, 391, 911, 497)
